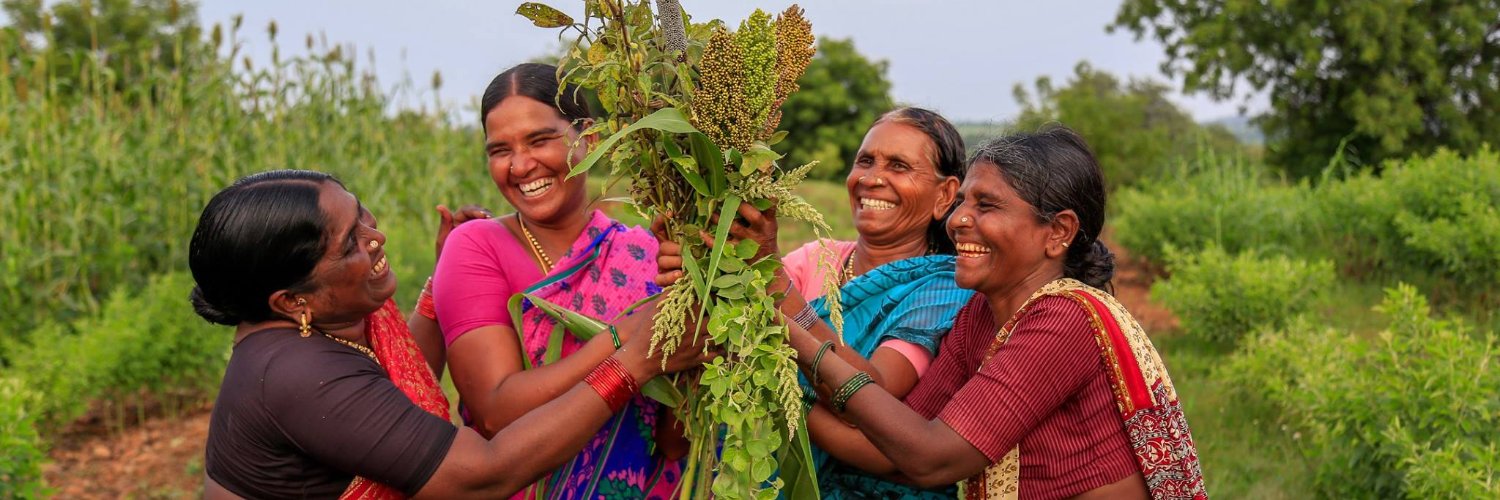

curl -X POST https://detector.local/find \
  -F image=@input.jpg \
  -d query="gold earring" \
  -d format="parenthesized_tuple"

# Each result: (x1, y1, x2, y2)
(297, 298, 312, 338)
(1061, 242, 1071, 248)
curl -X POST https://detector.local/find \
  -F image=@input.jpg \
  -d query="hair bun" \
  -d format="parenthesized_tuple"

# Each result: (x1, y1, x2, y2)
(190, 286, 241, 326)
(1067, 240, 1115, 290)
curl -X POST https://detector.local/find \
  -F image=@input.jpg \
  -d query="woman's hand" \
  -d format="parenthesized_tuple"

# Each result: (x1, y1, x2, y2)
(612, 299, 718, 380)
(650, 201, 779, 287)
(434, 204, 493, 260)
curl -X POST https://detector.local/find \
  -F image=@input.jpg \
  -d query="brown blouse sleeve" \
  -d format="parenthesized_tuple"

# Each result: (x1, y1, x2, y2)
(262, 339, 458, 496)
(934, 296, 1102, 462)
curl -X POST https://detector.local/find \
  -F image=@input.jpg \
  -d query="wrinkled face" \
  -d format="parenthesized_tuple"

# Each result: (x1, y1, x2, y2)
(304, 182, 396, 324)
(845, 122, 958, 247)
(946, 162, 1056, 294)
(484, 96, 593, 224)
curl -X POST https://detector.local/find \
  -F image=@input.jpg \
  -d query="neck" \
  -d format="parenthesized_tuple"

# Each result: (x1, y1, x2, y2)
(853, 233, 928, 274)
(521, 205, 593, 252)
(983, 267, 1064, 327)
(232, 318, 368, 346)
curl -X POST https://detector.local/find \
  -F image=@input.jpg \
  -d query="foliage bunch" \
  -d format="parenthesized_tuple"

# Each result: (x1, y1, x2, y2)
(1151, 245, 1334, 344)
(0, 378, 47, 499)
(1221, 285, 1500, 497)
(1111, 0, 1500, 178)
(517, 1, 831, 497)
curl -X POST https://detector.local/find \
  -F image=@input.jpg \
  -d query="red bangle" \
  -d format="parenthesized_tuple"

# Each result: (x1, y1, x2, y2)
(415, 277, 437, 320)
(584, 357, 639, 413)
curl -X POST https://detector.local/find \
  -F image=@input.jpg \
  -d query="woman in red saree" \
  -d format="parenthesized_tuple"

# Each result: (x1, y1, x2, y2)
(681, 126, 1206, 498)
(191, 170, 711, 499)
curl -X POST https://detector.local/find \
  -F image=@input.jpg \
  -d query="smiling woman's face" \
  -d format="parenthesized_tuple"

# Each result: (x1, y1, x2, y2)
(303, 182, 396, 325)
(946, 161, 1057, 295)
(845, 121, 958, 247)
(483, 95, 592, 225)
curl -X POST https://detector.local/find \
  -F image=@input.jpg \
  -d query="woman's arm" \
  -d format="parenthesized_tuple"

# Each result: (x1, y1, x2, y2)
(408, 204, 493, 379)
(409, 313, 446, 379)
(446, 322, 619, 438)
(785, 314, 990, 487)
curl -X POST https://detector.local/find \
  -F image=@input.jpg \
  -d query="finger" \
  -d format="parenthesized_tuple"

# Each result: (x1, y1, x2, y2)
(699, 230, 715, 248)
(655, 271, 684, 288)
(736, 202, 763, 227)
(658, 239, 682, 258)
(651, 213, 669, 241)
(657, 254, 683, 272)
(458, 204, 492, 222)
(436, 205, 454, 227)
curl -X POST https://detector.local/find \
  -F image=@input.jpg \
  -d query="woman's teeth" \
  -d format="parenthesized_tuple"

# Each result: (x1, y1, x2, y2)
(859, 198, 896, 211)
(956, 242, 991, 258)
(370, 255, 388, 277)
(520, 178, 555, 197)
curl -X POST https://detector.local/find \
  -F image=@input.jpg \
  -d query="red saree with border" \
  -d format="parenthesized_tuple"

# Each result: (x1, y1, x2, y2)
(963, 279, 1207, 500)
(339, 299, 452, 500)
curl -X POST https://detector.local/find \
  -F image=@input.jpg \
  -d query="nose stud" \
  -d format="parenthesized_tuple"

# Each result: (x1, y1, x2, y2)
(368, 239, 380, 250)
(959, 216, 971, 224)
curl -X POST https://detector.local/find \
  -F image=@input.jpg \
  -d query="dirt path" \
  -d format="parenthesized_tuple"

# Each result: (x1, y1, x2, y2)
(44, 236, 1176, 496)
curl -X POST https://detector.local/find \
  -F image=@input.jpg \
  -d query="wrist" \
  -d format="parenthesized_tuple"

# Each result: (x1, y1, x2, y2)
(612, 348, 661, 382)
(585, 356, 641, 413)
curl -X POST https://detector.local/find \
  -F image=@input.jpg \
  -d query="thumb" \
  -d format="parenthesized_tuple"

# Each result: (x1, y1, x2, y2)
(436, 205, 454, 229)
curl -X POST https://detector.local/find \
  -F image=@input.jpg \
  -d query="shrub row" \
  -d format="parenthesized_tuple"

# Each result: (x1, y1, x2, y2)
(1114, 147, 1500, 300)
(1220, 285, 1499, 498)
(1150, 245, 1335, 345)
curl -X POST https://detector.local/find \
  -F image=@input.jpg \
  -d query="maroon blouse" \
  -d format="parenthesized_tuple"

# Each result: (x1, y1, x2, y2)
(903, 293, 1141, 499)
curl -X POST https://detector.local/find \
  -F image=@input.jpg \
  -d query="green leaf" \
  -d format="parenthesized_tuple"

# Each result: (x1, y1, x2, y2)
(665, 140, 711, 196)
(711, 274, 741, 289)
(569, 108, 701, 178)
(688, 132, 726, 196)
(766, 130, 788, 146)
(515, 3, 574, 28)
(717, 257, 746, 273)
(517, 293, 681, 406)
(735, 239, 760, 260)
(700, 195, 742, 306)
(776, 420, 821, 499)
(740, 143, 782, 175)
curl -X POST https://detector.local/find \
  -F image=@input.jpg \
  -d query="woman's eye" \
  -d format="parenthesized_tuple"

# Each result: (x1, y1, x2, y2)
(531, 137, 551, 148)
(854, 157, 873, 167)
(490, 148, 510, 158)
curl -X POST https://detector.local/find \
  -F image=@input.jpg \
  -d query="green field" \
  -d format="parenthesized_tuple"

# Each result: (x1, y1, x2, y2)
(3, 8, 1497, 500)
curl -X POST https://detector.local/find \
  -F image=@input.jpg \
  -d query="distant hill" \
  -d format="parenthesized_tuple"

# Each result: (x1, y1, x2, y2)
(1206, 115, 1264, 145)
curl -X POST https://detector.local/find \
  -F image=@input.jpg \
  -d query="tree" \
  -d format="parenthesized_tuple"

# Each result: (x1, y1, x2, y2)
(1112, 0, 1500, 178)
(1012, 61, 1244, 189)
(2, 0, 204, 97)
(774, 37, 894, 180)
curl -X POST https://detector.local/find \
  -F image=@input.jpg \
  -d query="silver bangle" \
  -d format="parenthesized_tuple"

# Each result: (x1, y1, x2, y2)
(792, 304, 819, 331)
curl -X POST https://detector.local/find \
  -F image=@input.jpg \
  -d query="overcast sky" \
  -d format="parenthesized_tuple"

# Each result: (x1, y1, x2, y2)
(196, 0, 1265, 124)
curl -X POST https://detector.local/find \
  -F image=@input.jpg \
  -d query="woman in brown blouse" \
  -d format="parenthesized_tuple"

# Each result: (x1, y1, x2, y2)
(189, 170, 710, 499)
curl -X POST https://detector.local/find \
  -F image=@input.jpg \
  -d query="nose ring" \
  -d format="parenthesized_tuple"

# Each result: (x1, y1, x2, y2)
(368, 239, 380, 250)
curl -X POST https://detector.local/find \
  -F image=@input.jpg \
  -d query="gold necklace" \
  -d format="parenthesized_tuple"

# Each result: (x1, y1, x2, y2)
(323, 333, 379, 365)
(518, 216, 555, 271)
(842, 250, 857, 285)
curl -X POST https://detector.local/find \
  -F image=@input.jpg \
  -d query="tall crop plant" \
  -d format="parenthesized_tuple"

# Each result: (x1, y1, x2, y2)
(0, 15, 496, 348)
(517, 2, 837, 497)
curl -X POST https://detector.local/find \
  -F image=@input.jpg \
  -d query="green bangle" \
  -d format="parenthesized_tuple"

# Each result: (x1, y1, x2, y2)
(810, 341, 835, 386)
(607, 325, 621, 349)
(832, 371, 874, 412)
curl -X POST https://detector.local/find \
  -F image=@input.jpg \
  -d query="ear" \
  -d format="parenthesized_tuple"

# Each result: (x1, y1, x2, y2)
(267, 289, 309, 323)
(931, 175, 960, 220)
(1047, 209, 1080, 259)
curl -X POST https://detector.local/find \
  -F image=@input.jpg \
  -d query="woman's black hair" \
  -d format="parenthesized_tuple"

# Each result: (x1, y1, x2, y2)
(188, 170, 343, 325)
(479, 63, 597, 131)
(871, 107, 966, 255)
(968, 126, 1115, 290)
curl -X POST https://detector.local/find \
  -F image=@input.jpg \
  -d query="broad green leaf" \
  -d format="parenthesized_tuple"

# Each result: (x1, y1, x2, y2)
(766, 130, 788, 146)
(735, 239, 760, 260)
(688, 132, 726, 195)
(568, 108, 700, 178)
(518, 293, 682, 406)
(664, 139, 711, 196)
(515, 3, 574, 28)
(776, 418, 821, 499)
(717, 256, 746, 273)
(740, 143, 781, 175)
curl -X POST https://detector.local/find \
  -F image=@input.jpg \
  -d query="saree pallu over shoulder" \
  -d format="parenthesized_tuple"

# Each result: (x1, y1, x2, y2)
(511, 211, 680, 500)
(964, 279, 1207, 500)
(341, 299, 453, 500)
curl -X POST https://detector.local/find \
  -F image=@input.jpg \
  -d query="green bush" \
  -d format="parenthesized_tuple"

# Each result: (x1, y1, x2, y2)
(1151, 245, 1334, 344)
(0, 378, 48, 499)
(9, 272, 230, 433)
(1112, 153, 1312, 264)
(1222, 285, 1499, 498)
(1314, 148, 1500, 294)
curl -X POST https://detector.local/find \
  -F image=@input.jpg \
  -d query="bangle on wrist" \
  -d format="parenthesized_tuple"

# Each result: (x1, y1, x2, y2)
(831, 371, 874, 412)
(810, 341, 835, 387)
(584, 356, 639, 413)
(415, 276, 437, 320)
(792, 304, 819, 331)
(606, 324, 621, 349)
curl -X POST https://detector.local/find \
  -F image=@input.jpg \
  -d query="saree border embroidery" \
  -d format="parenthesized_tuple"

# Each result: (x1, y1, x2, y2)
(965, 279, 1206, 500)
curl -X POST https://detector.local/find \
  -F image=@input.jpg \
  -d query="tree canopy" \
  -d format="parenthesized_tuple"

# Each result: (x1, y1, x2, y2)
(1112, 0, 1500, 177)
(774, 37, 894, 181)
(1012, 61, 1244, 189)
